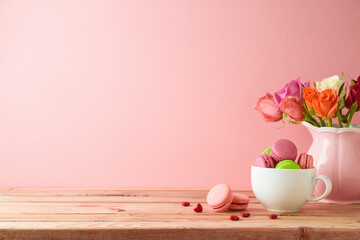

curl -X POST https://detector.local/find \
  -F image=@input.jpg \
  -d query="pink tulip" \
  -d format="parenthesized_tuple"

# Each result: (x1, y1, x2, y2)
(279, 97, 305, 121)
(255, 93, 282, 122)
(274, 77, 309, 106)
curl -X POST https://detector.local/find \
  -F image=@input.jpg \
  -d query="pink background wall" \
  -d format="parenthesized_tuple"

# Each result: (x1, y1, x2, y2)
(0, 0, 359, 188)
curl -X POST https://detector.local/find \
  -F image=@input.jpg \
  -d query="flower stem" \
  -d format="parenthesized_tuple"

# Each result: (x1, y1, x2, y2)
(346, 111, 355, 127)
(318, 117, 325, 127)
(337, 112, 343, 128)
(328, 118, 332, 127)
(306, 119, 321, 128)
(344, 111, 350, 122)
(306, 114, 320, 127)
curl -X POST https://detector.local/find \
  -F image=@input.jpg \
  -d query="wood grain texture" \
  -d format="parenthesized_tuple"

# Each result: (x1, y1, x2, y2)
(0, 188, 359, 240)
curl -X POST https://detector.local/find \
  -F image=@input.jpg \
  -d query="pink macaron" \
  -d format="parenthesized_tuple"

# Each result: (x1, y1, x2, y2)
(270, 139, 297, 164)
(207, 183, 233, 212)
(254, 154, 275, 168)
(228, 193, 250, 211)
(296, 153, 314, 169)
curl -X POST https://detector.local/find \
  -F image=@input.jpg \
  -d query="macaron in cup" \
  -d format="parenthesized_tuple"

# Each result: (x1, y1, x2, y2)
(254, 154, 275, 168)
(275, 160, 301, 169)
(270, 139, 297, 164)
(262, 147, 271, 156)
(296, 153, 314, 169)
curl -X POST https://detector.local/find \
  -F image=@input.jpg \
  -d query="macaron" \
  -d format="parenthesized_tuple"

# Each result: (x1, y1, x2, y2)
(275, 160, 301, 169)
(296, 153, 314, 169)
(262, 147, 271, 156)
(270, 139, 297, 164)
(228, 193, 250, 211)
(207, 184, 233, 212)
(254, 154, 275, 168)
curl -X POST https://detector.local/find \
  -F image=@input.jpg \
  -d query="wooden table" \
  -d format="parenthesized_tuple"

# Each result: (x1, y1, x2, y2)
(0, 188, 359, 239)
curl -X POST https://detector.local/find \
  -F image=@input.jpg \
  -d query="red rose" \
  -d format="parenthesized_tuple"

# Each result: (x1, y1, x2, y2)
(346, 77, 360, 111)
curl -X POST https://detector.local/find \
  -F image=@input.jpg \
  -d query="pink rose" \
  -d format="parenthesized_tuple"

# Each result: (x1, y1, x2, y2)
(274, 77, 309, 106)
(279, 97, 306, 121)
(255, 93, 282, 122)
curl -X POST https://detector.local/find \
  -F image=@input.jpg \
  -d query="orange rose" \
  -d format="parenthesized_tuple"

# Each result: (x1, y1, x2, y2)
(312, 89, 338, 118)
(303, 88, 318, 110)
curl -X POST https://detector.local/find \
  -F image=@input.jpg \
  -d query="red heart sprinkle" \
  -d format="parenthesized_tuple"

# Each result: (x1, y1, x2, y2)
(268, 214, 278, 219)
(241, 212, 250, 217)
(193, 203, 203, 213)
(230, 215, 239, 221)
(181, 202, 190, 206)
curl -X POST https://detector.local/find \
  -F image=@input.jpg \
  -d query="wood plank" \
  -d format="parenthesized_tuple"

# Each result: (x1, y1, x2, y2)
(0, 201, 357, 215)
(0, 222, 359, 240)
(0, 212, 358, 223)
(0, 220, 358, 229)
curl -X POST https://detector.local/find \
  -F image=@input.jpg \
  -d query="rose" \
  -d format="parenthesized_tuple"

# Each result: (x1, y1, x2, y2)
(303, 88, 318, 110)
(315, 75, 345, 100)
(255, 93, 282, 122)
(345, 76, 360, 110)
(279, 97, 306, 121)
(312, 89, 338, 118)
(274, 77, 309, 106)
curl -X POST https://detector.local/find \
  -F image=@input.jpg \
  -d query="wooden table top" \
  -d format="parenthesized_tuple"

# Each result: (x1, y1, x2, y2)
(0, 188, 359, 239)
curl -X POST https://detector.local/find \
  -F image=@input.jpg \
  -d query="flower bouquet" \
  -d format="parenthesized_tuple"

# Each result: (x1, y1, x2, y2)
(255, 74, 360, 128)
(255, 74, 360, 203)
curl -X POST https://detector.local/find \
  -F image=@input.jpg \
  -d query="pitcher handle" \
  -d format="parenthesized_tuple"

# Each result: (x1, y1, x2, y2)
(307, 175, 332, 201)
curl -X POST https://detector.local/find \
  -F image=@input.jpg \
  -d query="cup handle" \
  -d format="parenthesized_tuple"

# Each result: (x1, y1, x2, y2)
(307, 175, 332, 201)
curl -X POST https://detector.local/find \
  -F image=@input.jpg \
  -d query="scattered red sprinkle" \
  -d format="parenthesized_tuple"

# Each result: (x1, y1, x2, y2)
(230, 215, 240, 221)
(181, 202, 190, 206)
(241, 212, 250, 217)
(193, 203, 203, 213)
(268, 214, 278, 219)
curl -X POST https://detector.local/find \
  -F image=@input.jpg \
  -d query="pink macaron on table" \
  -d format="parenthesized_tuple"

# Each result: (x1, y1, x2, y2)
(206, 183, 249, 212)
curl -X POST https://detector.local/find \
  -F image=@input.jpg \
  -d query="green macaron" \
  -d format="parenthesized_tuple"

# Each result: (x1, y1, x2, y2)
(275, 160, 301, 169)
(262, 147, 271, 156)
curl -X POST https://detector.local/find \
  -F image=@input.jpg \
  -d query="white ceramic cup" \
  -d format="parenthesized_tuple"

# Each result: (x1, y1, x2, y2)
(251, 166, 332, 212)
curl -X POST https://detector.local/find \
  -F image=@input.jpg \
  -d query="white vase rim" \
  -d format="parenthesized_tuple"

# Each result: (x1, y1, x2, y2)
(302, 121, 360, 133)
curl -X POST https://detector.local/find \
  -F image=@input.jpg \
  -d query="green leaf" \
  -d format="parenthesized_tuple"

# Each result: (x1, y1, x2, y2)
(282, 113, 290, 119)
(350, 101, 358, 113)
(338, 83, 345, 96)
(290, 121, 302, 124)
(337, 83, 346, 110)
(351, 79, 355, 86)
(346, 101, 358, 127)
(338, 99, 345, 110)
(341, 72, 345, 81)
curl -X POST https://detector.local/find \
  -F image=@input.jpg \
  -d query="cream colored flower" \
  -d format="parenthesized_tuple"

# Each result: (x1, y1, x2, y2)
(315, 75, 345, 100)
